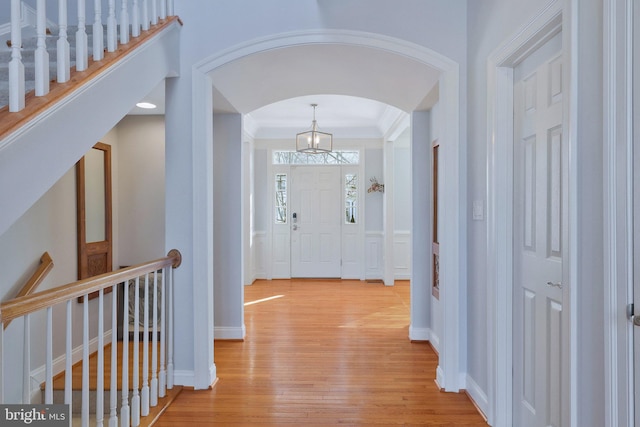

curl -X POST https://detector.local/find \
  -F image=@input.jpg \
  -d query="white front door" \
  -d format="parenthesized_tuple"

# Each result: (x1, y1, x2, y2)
(290, 166, 341, 278)
(513, 40, 564, 427)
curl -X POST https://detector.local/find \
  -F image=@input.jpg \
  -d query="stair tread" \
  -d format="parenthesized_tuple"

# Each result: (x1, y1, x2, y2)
(44, 342, 164, 391)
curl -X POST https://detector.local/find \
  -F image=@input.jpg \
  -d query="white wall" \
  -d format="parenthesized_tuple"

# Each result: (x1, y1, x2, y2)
(364, 148, 384, 278)
(465, 0, 555, 405)
(410, 111, 432, 341)
(393, 130, 411, 280)
(116, 115, 166, 266)
(0, 127, 119, 403)
(213, 113, 245, 339)
(252, 148, 268, 280)
(467, 0, 606, 423)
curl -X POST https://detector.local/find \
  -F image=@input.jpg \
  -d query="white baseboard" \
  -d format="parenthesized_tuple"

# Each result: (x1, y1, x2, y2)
(215, 325, 246, 340)
(428, 329, 440, 352)
(173, 370, 195, 387)
(436, 365, 445, 390)
(30, 329, 113, 389)
(408, 325, 430, 341)
(464, 374, 489, 420)
(208, 363, 217, 387)
(174, 363, 217, 390)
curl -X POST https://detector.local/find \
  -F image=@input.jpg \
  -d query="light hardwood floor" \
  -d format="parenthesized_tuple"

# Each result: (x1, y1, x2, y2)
(155, 279, 488, 426)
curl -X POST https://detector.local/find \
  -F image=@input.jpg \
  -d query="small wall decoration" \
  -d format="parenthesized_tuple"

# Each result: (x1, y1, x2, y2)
(367, 176, 385, 193)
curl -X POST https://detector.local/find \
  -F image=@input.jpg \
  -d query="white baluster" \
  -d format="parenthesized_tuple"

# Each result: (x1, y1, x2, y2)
(22, 314, 30, 403)
(167, 0, 174, 16)
(121, 281, 130, 427)
(93, 0, 104, 61)
(141, 0, 149, 31)
(141, 273, 150, 416)
(158, 267, 167, 398)
(131, 277, 140, 426)
(107, 0, 117, 52)
(76, 0, 89, 71)
(150, 271, 158, 406)
(45, 308, 53, 404)
(9, 0, 25, 112)
(35, 0, 49, 96)
(57, 0, 70, 83)
(65, 301, 73, 414)
(96, 289, 105, 427)
(167, 265, 174, 389)
(159, 0, 166, 20)
(151, 0, 158, 25)
(131, 0, 140, 38)
(120, 0, 130, 45)
(109, 285, 118, 427)
(82, 296, 89, 427)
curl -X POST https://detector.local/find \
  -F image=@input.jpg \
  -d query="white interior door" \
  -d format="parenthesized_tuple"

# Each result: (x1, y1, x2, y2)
(290, 166, 341, 278)
(513, 41, 564, 427)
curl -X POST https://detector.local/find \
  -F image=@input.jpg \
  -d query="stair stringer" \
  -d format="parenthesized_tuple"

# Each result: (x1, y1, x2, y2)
(0, 20, 180, 237)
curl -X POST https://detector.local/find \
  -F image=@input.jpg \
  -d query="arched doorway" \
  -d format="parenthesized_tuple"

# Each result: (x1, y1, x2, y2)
(190, 30, 465, 393)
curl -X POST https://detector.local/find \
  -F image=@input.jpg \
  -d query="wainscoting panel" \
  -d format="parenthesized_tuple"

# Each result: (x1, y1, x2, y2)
(342, 230, 361, 279)
(394, 231, 411, 279)
(272, 226, 290, 278)
(365, 232, 383, 279)
(252, 231, 267, 280)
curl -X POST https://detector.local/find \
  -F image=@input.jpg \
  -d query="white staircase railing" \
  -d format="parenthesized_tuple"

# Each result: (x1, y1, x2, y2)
(7, 0, 176, 112)
(0, 250, 182, 427)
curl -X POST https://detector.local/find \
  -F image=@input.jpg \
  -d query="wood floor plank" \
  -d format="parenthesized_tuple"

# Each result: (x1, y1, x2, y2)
(155, 279, 488, 426)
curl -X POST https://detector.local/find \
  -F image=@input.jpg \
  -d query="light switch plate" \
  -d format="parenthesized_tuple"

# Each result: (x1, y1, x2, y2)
(472, 200, 484, 221)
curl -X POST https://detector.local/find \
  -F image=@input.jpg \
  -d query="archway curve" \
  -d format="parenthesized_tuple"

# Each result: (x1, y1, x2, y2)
(190, 29, 465, 393)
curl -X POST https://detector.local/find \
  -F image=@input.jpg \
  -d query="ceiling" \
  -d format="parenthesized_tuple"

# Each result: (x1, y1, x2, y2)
(130, 43, 442, 138)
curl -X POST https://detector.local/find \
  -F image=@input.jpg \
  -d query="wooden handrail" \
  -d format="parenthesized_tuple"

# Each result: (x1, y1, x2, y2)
(0, 249, 181, 325)
(3, 251, 55, 329)
(17, 252, 54, 299)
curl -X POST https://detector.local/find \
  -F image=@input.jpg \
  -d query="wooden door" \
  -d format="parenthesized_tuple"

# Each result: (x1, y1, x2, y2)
(77, 142, 113, 284)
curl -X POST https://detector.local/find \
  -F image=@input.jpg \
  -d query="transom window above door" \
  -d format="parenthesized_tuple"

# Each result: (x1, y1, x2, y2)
(272, 150, 359, 165)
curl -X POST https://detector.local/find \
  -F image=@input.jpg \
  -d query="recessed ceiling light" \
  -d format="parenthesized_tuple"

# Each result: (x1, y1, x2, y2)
(136, 102, 157, 109)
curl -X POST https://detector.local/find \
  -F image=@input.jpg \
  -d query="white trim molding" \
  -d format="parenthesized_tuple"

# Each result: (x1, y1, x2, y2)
(466, 374, 490, 421)
(603, 0, 634, 425)
(486, 1, 564, 426)
(393, 230, 411, 279)
(214, 326, 247, 341)
(408, 326, 430, 342)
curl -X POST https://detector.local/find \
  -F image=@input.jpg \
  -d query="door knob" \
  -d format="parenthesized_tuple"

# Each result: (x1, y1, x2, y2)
(627, 304, 640, 326)
(546, 281, 562, 289)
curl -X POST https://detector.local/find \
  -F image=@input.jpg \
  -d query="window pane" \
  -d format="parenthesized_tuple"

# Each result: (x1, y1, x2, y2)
(275, 173, 287, 223)
(345, 174, 357, 224)
(273, 151, 359, 165)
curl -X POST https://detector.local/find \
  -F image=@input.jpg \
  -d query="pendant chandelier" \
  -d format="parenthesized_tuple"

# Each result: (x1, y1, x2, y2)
(296, 103, 333, 154)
